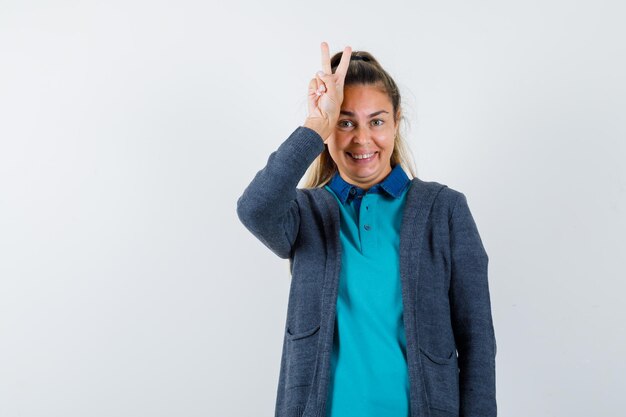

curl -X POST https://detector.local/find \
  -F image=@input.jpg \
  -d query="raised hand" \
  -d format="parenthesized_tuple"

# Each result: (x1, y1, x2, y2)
(303, 42, 352, 143)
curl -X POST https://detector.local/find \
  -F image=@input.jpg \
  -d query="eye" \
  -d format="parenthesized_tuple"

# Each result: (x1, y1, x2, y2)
(371, 119, 384, 127)
(338, 120, 354, 128)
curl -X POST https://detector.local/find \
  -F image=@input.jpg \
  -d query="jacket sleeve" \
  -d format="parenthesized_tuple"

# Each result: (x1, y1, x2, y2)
(448, 191, 497, 417)
(236, 126, 325, 259)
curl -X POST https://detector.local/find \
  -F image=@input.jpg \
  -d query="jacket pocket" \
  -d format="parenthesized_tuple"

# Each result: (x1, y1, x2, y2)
(287, 324, 321, 341)
(285, 324, 320, 389)
(419, 346, 460, 414)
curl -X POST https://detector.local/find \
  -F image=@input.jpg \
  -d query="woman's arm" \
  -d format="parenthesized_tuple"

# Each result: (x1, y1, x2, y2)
(448, 192, 497, 417)
(236, 42, 352, 259)
(236, 126, 324, 259)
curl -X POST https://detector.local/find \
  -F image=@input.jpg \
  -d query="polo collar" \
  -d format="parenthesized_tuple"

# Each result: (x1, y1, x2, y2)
(326, 164, 410, 205)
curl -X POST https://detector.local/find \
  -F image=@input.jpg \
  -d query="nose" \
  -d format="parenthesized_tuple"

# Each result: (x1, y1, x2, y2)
(351, 124, 371, 145)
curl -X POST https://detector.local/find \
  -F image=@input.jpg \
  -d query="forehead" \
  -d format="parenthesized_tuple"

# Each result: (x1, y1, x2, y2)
(341, 84, 393, 113)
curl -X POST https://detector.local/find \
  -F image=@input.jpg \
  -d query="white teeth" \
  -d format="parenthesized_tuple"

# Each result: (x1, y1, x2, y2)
(350, 152, 375, 159)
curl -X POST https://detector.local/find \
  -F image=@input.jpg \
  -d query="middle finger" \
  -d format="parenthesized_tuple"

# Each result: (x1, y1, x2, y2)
(334, 46, 352, 84)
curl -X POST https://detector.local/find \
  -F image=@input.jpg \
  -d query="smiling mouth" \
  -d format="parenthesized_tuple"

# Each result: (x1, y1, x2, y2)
(347, 151, 378, 161)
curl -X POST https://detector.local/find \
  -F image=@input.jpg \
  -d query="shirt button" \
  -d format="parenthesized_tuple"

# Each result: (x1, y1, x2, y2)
(364, 224, 371, 231)
(349, 188, 356, 195)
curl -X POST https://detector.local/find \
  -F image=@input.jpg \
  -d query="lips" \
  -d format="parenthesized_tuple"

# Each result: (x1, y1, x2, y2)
(347, 151, 378, 160)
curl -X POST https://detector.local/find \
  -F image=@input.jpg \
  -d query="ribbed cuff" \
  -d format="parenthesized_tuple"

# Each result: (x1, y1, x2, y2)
(288, 126, 325, 156)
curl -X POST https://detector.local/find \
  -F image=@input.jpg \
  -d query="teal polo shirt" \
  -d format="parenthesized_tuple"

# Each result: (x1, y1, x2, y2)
(323, 164, 412, 417)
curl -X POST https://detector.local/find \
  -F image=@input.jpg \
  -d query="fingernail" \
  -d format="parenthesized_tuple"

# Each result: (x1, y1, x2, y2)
(316, 70, 325, 77)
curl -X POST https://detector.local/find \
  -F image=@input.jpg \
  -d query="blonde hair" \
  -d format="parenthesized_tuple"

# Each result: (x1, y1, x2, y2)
(302, 51, 417, 188)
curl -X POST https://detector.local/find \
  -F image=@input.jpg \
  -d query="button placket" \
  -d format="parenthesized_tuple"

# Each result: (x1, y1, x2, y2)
(360, 194, 376, 256)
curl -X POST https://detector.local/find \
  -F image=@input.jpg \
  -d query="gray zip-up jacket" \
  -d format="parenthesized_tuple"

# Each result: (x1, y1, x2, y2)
(236, 126, 497, 417)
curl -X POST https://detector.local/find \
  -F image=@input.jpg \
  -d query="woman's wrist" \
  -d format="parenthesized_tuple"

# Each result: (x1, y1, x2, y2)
(303, 118, 332, 142)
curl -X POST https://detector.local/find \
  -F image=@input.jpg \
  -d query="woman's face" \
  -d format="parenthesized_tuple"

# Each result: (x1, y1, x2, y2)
(327, 84, 398, 190)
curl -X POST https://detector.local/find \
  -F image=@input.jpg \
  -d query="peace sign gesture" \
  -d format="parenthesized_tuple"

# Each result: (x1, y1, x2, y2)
(303, 42, 352, 143)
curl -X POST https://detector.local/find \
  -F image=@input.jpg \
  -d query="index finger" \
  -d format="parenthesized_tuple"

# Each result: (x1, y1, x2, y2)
(321, 42, 332, 75)
(334, 45, 352, 84)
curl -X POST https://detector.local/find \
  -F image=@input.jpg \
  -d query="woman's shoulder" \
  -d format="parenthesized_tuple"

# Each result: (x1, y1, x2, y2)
(297, 177, 468, 212)
(408, 176, 463, 198)
(407, 176, 468, 215)
(294, 185, 334, 206)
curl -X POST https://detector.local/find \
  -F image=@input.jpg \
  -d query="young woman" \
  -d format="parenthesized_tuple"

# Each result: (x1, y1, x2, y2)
(237, 42, 497, 417)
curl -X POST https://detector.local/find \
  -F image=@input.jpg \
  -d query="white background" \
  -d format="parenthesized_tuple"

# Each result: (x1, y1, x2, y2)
(1, 1, 625, 416)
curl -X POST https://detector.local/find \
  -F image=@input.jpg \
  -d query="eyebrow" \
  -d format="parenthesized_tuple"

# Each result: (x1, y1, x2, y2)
(340, 110, 389, 118)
